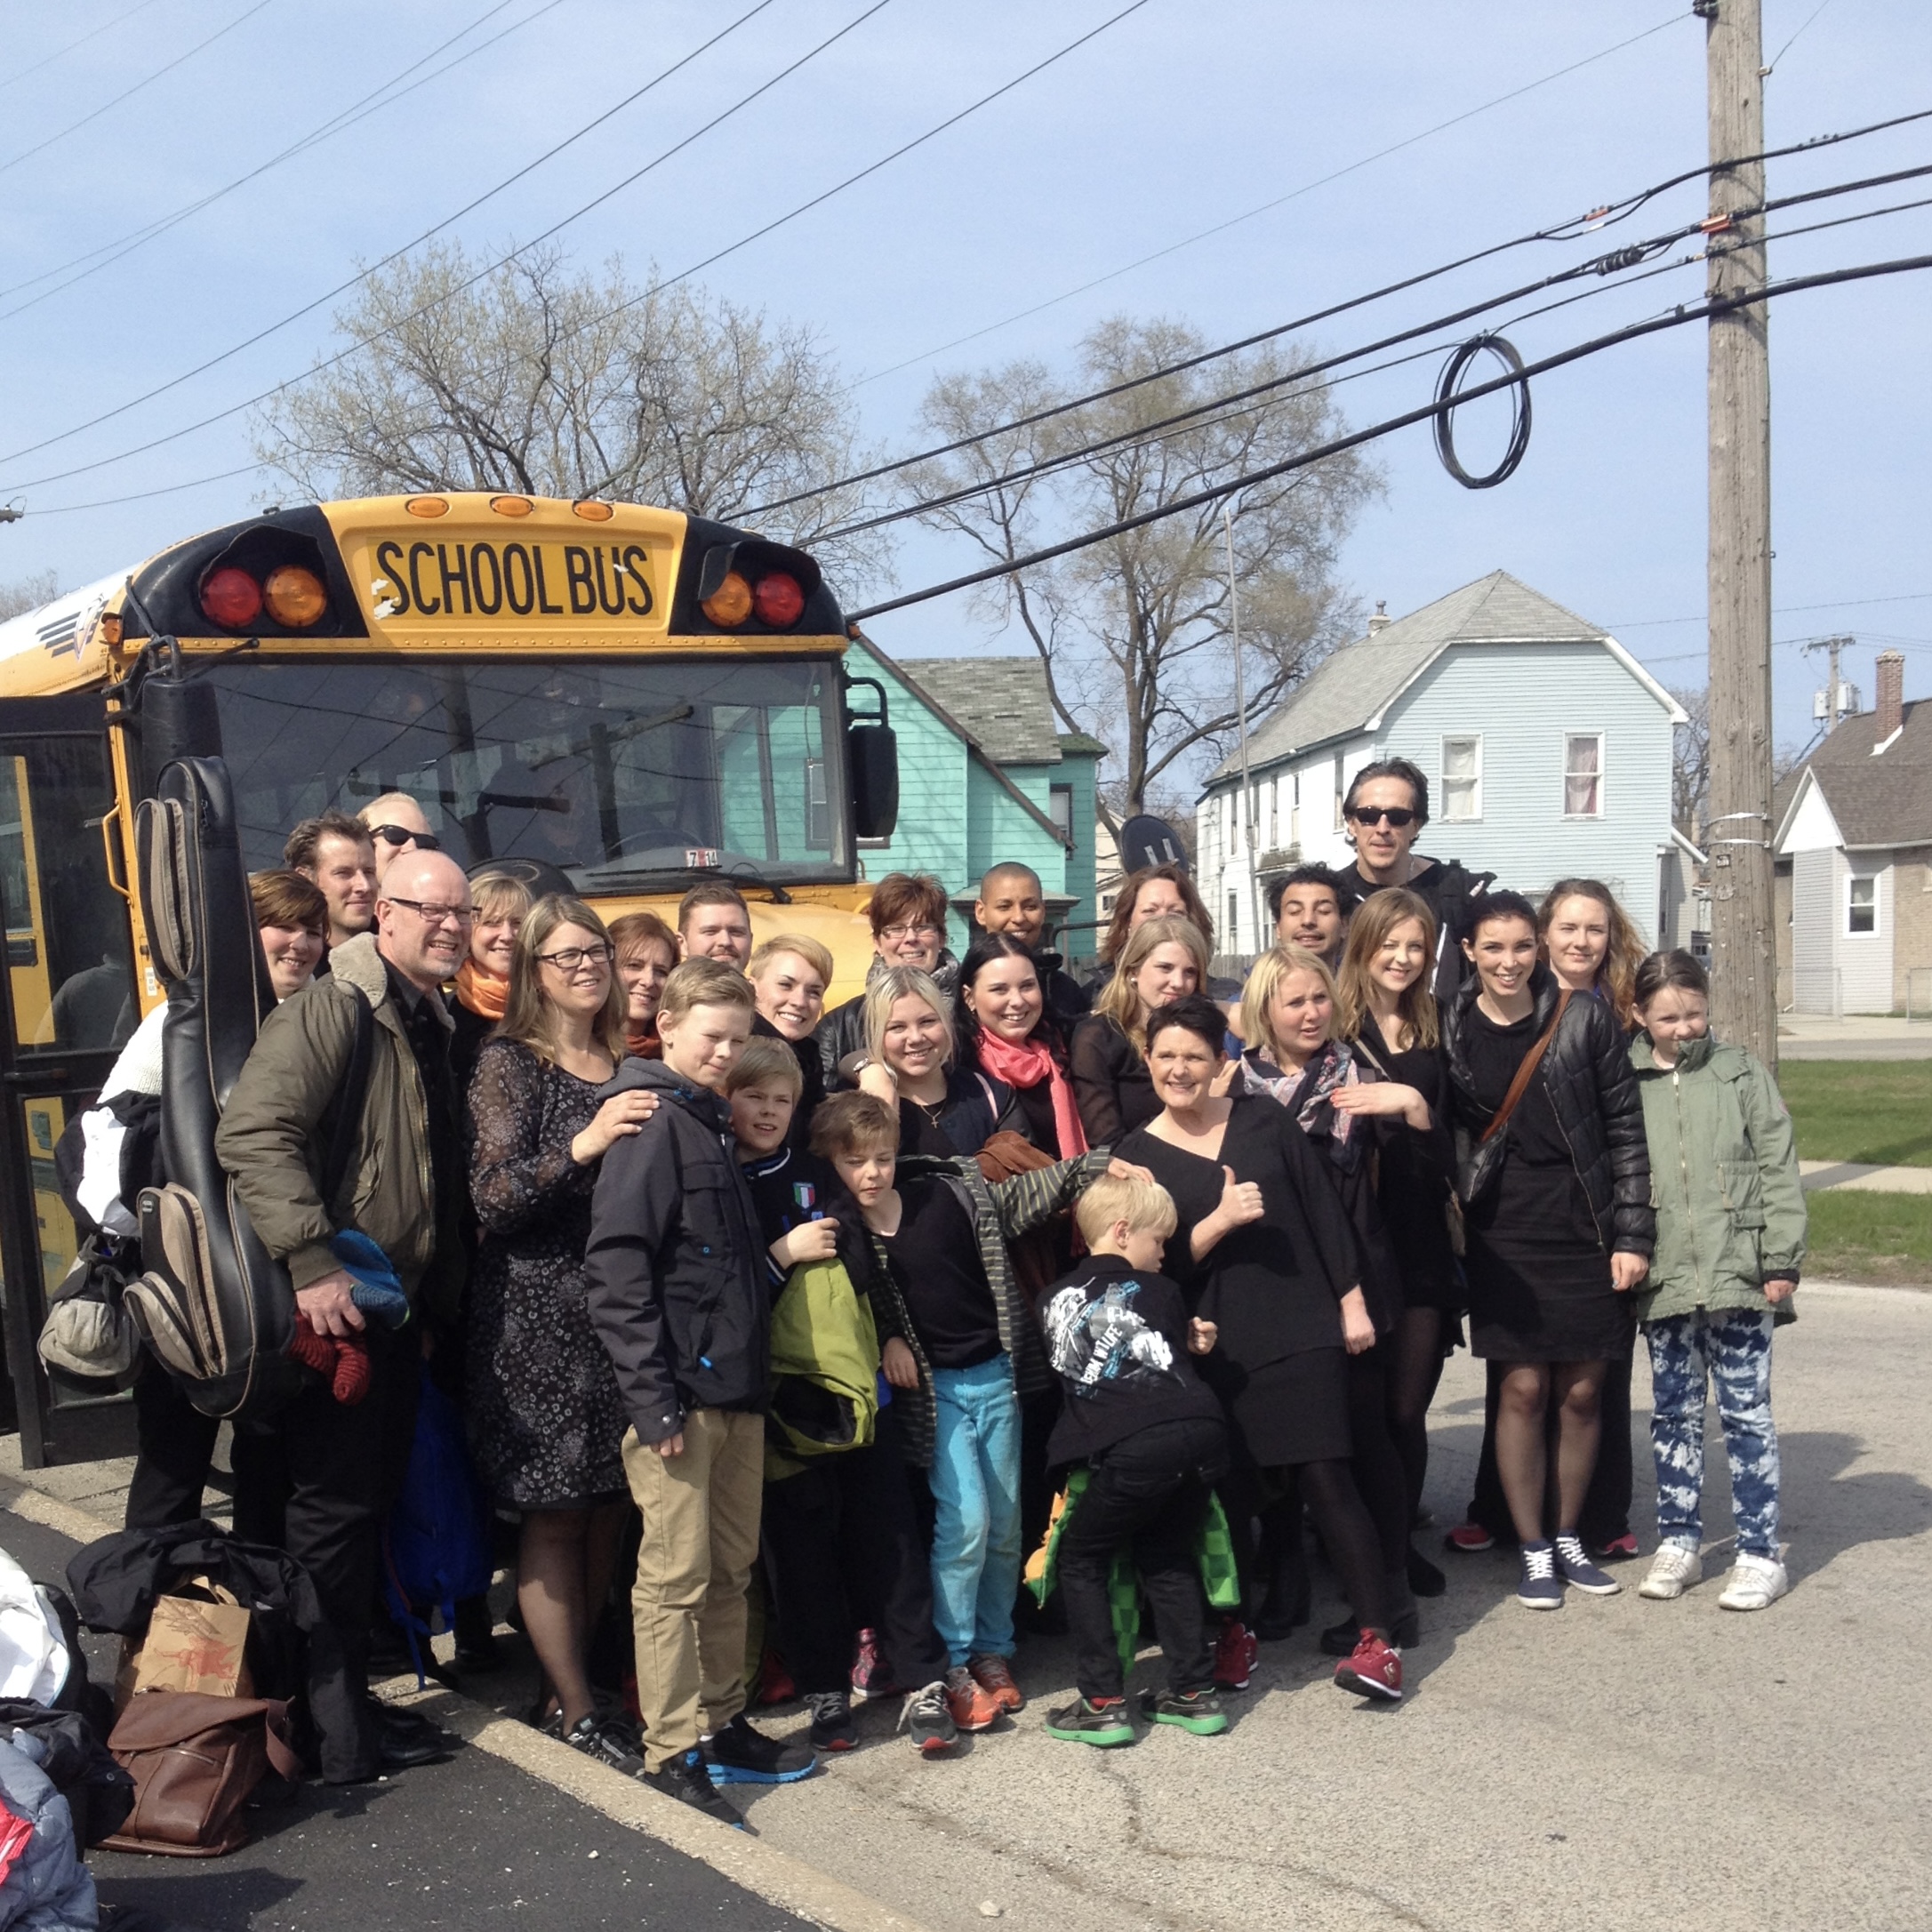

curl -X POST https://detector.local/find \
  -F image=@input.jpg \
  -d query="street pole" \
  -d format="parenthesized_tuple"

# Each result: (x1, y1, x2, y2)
(1702, 0, 1777, 1069)
(1225, 503, 1261, 956)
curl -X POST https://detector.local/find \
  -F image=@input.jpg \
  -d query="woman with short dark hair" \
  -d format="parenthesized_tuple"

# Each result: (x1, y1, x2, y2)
(816, 872, 958, 1084)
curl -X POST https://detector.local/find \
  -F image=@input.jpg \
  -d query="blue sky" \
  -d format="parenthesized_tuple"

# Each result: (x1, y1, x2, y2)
(1, 0, 1927, 775)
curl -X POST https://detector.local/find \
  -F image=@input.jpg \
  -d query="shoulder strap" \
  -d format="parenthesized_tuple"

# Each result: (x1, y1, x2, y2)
(1478, 990, 1572, 1146)
(319, 989, 376, 1206)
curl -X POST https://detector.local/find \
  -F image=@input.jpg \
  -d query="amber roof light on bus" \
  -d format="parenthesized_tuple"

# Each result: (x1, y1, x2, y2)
(264, 564, 328, 628)
(572, 500, 614, 522)
(701, 570, 754, 627)
(405, 496, 449, 518)
(490, 495, 533, 517)
(200, 565, 262, 629)
(752, 571, 805, 629)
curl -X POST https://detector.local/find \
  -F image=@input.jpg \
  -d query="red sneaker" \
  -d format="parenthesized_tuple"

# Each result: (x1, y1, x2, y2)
(1444, 1521, 1495, 1553)
(752, 1647, 796, 1708)
(1334, 1632, 1404, 1703)
(943, 1665, 1003, 1732)
(1593, 1532, 1640, 1561)
(1212, 1618, 1258, 1693)
(968, 1653, 1023, 1712)
(849, 1628, 886, 1701)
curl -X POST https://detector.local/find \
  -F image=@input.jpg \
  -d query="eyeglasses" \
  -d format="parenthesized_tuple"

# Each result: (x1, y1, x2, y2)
(878, 922, 943, 942)
(1348, 806, 1417, 829)
(386, 897, 473, 926)
(370, 824, 440, 851)
(536, 942, 615, 973)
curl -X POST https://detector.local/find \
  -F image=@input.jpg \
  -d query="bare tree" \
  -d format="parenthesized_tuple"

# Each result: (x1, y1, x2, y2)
(1670, 684, 1712, 839)
(901, 317, 1376, 824)
(0, 571, 57, 621)
(253, 243, 892, 590)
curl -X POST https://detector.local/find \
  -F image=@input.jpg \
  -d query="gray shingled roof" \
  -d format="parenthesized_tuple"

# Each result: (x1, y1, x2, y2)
(899, 656, 1062, 766)
(1205, 570, 1611, 784)
(1779, 697, 1932, 848)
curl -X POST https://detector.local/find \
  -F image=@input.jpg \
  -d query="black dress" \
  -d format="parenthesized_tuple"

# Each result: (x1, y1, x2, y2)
(1117, 1096, 1364, 1469)
(1352, 1014, 1461, 1315)
(1459, 1007, 1631, 1363)
(465, 1039, 629, 1509)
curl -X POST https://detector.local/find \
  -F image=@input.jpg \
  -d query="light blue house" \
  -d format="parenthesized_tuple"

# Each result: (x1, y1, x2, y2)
(1197, 573, 1690, 951)
(846, 635, 1104, 958)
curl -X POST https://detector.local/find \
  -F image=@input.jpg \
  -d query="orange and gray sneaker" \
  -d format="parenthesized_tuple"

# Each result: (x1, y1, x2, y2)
(967, 1653, 1023, 1712)
(942, 1664, 1004, 1732)
(1333, 1631, 1404, 1703)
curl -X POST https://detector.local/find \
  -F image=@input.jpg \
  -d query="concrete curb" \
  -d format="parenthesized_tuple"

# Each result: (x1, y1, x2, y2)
(0, 1484, 933, 1932)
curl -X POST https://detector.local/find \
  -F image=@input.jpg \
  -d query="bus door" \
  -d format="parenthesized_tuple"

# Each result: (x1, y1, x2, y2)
(0, 693, 141, 1467)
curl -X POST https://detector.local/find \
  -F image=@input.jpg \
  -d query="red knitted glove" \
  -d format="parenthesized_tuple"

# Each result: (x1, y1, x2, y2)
(288, 1314, 334, 1378)
(290, 1313, 372, 1406)
(331, 1333, 371, 1406)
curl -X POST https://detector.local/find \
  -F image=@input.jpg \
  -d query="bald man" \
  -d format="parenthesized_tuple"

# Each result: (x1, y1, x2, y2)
(216, 846, 469, 1785)
(357, 792, 439, 887)
(972, 861, 1091, 1023)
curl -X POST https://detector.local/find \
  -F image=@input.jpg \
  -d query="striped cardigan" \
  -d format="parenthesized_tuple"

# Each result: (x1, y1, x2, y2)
(860, 1150, 1112, 1468)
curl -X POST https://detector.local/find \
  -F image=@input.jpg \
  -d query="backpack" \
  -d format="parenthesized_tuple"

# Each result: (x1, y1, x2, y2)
(123, 756, 373, 1421)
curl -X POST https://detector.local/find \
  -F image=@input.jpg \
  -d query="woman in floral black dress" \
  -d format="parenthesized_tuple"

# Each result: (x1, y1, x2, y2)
(467, 894, 657, 1769)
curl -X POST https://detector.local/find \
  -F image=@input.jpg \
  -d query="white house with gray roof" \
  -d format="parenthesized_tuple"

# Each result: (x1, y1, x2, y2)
(1197, 571, 1690, 953)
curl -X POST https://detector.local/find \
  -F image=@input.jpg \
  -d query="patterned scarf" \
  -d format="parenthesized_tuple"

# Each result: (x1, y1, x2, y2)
(1239, 1038, 1362, 1164)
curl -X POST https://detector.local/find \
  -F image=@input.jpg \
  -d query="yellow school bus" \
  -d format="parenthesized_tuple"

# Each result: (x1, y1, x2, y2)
(0, 493, 899, 1463)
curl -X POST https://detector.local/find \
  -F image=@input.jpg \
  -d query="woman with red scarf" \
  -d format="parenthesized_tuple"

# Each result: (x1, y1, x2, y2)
(956, 934, 1087, 1159)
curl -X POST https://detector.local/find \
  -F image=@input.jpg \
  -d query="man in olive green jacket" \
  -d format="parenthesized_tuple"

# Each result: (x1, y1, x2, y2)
(214, 848, 471, 1781)
(1629, 1028, 1806, 1612)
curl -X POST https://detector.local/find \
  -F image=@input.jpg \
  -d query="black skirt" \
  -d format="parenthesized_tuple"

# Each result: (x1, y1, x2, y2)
(1201, 1345, 1351, 1470)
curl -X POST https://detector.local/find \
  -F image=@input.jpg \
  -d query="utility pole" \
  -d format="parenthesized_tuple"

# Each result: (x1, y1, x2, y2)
(1225, 503, 1261, 955)
(1702, 0, 1777, 1068)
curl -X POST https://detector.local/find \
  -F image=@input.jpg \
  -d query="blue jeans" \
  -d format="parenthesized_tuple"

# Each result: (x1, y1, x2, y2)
(927, 1356, 1022, 1668)
(1644, 1307, 1780, 1559)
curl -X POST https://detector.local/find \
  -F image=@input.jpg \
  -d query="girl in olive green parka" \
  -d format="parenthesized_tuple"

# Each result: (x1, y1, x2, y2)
(1628, 950, 1805, 1612)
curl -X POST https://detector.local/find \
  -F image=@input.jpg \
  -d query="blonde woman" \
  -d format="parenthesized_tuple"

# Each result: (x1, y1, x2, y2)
(1068, 916, 1207, 1146)
(850, 964, 1014, 1155)
(749, 933, 833, 1132)
(1335, 890, 1458, 1593)
(465, 894, 658, 1769)
(1540, 878, 1644, 1032)
(453, 870, 533, 1087)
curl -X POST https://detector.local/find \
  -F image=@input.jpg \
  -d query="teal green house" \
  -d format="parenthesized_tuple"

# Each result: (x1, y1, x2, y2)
(846, 635, 1104, 960)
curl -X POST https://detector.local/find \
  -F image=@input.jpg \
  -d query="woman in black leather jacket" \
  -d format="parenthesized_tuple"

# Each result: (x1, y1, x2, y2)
(1441, 893, 1653, 1612)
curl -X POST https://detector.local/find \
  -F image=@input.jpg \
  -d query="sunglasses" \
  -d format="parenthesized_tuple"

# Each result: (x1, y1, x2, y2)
(1348, 806, 1417, 829)
(370, 824, 439, 851)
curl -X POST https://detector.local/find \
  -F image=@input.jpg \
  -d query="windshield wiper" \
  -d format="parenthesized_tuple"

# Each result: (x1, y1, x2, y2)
(572, 858, 794, 904)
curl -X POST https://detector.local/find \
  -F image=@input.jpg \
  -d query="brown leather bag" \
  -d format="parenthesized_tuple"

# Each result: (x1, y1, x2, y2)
(100, 1691, 301, 1857)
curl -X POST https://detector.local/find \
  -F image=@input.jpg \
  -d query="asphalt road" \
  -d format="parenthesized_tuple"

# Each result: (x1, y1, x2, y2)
(0, 1512, 814, 1932)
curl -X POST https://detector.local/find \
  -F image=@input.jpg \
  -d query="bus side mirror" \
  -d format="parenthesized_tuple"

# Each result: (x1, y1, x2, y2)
(137, 676, 224, 801)
(846, 677, 899, 842)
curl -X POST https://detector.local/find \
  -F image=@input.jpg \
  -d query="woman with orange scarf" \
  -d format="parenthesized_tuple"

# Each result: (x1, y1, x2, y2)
(453, 872, 533, 1089)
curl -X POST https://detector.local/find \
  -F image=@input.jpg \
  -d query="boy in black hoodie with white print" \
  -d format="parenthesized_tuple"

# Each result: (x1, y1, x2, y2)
(1038, 1172, 1230, 1747)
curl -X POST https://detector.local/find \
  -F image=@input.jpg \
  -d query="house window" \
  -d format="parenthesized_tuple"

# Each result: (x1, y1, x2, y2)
(1049, 783, 1073, 844)
(1848, 874, 1878, 935)
(1441, 735, 1482, 822)
(1333, 750, 1346, 830)
(1564, 733, 1604, 817)
(1228, 891, 1239, 950)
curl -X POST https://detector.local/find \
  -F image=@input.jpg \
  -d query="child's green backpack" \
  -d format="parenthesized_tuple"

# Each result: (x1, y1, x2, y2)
(765, 1259, 880, 1480)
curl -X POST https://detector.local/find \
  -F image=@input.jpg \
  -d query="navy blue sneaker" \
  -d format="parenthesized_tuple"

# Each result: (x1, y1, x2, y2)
(1553, 1534, 1623, 1597)
(702, 1714, 816, 1784)
(640, 1748, 742, 1827)
(1517, 1540, 1563, 1610)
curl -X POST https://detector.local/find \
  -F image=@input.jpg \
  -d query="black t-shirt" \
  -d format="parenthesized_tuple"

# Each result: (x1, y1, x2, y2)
(879, 1175, 1001, 1369)
(1042, 1255, 1225, 1468)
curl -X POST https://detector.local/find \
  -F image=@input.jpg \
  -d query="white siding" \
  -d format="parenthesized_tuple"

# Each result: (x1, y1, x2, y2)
(1839, 854, 1894, 1013)
(1792, 846, 1836, 1012)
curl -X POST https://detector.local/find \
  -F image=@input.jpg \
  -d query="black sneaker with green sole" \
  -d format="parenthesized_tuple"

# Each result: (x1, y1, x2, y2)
(1137, 1687, 1229, 1736)
(1044, 1697, 1135, 1746)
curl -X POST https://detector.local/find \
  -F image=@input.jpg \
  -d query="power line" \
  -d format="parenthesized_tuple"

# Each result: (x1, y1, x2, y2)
(0, 0, 798, 472)
(0, 0, 277, 180)
(0, 0, 557, 315)
(845, 252, 1932, 624)
(751, 116, 1932, 520)
(0, 0, 170, 96)
(1765, 0, 1834, 76)
(1614, 589, 1932, 629)
(0, 0, 1156, 496)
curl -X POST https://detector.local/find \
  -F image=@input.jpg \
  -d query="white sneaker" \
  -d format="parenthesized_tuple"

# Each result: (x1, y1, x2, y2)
(1638, 1543, 1703, 1600)
(1718, 1553, 1788, 1611)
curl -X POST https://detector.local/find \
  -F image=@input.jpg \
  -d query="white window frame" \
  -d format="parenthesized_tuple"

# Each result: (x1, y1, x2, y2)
(1562, 731, 1605, 819)
(1847, 871, 1880, 937)
(1440, 734, 1483, 822)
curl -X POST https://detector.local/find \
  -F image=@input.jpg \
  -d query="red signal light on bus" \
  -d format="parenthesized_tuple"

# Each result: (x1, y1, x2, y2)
(264, 565, 328, 628)
(200, 566, 262, 629)
(701, 571, 754, 627)
(752, 571, 805, 628)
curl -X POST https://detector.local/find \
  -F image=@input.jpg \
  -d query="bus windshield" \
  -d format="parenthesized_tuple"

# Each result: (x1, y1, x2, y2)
(199, 656, 846, 886)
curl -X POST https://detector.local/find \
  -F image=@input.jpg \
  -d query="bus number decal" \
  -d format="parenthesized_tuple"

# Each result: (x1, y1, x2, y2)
(373, 539, 652, 622)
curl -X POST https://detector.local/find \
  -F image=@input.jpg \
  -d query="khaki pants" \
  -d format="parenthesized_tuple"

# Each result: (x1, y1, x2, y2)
(621, 1409, 765, 1772)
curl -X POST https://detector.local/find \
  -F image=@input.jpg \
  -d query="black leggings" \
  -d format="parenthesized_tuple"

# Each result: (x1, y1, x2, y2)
(1234, 1458, 1389, 1636)
(1384, 1307, 1447, 1522)
(1346, 1348, 1411, 1575)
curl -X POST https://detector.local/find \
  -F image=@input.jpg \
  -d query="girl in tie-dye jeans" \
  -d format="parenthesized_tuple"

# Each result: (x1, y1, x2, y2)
(1627, 950, 1808, 1612)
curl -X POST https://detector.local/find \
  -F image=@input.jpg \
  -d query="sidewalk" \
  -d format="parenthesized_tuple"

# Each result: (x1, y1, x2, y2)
(1800, 1158, 1932, 1194)
(1778, 1013, 1932, 1061)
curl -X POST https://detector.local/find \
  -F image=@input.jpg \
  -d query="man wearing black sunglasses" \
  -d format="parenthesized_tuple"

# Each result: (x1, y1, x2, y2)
(1341, 758, 1495, 994)
(357, 793, 440, 887)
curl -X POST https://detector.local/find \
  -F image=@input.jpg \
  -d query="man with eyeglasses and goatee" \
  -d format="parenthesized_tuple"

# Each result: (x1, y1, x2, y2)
(1338, 758, 1495, 995)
